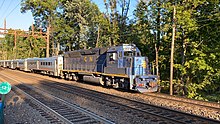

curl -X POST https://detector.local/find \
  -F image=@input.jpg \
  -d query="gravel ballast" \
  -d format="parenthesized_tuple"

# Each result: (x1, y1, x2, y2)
(1, 69, 220, 123)
(21, 71, 220, 121)
(3, 90, 50, 124)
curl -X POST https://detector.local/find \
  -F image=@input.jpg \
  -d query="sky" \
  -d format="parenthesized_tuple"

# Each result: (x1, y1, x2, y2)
(0, 0, 138, 31)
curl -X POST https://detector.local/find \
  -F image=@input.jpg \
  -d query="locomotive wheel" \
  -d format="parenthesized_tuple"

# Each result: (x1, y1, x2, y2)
(113, 82, 119, 88)
(63, 73, 68, 80)
(124, 79, 130, 90)
(75, 74, 83, 82)
(100, 76, 105, 86)
(104, 77, 112, 87)
(72, 74, 78, 81)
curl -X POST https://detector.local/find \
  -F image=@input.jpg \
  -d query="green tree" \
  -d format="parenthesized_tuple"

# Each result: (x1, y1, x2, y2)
(63, 0, 103, 49)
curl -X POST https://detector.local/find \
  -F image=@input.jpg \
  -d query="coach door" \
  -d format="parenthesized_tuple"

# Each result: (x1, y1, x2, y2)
(36, 60, 39, 69)
(55, 59, 57, 76)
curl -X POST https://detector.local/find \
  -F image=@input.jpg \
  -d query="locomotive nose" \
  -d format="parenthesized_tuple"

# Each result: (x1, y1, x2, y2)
(134, 76, 158, 93)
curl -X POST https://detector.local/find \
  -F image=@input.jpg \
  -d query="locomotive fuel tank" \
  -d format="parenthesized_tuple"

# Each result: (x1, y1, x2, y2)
(83, 75, 101, 84)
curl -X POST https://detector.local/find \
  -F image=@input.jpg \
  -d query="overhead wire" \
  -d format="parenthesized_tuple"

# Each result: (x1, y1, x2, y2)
(5, 1, 21, 18)
(0, 0, 14, 19)
(0, 0, 6, 27)
(0, 0, 6, 12)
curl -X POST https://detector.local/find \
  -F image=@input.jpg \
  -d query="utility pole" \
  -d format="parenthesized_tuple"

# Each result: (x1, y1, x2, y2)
(156, 0, 161, 78)
(4, 19, 6, 32)
(170, 5, 176, 95)
(3, 19, 6, 60)
(14, 31, 17, 48)
(32, 23, 34, 36)
(0, 19, 47, 59)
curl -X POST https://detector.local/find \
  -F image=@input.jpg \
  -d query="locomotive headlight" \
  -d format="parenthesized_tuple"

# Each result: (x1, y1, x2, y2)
(142, 61, 146, 68)
(149, 82, 157, 87)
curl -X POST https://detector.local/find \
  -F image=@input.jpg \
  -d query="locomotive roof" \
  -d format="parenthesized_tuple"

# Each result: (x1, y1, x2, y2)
(107, 44, 140, 53)
(64, 47, 108, 58)
(63, 44, 139, 58)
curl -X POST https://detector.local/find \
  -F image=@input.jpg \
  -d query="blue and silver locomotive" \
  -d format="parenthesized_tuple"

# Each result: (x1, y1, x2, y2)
(62, 44, 158, 93)
(0, 44, 158, 93)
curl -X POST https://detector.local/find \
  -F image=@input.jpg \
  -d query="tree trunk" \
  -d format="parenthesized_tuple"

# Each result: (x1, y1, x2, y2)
(56, 42, 60, 55)
(181, 35, 187, 95)
(155, 44, 159, 77)
(96, 26, 100, 47)
(52, 40, 55, 56)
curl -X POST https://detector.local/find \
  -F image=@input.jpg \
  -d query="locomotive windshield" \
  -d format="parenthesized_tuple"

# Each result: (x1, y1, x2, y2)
(124, 51, 141, 57)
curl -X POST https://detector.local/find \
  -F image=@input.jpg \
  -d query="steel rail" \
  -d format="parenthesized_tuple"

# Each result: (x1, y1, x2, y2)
(2, 69, 220, 123)
(41, 81, 220, 124)
(0, 72, 114, 124)
(7, 69, 220, 110)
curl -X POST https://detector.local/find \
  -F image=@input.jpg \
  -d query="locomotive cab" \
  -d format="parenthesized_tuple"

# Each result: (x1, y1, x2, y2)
(106, 44, 158, 92)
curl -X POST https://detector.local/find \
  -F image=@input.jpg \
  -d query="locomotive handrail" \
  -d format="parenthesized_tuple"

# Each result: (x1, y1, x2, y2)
(91, 57, 107, 73)
(101, 58, 107, 72)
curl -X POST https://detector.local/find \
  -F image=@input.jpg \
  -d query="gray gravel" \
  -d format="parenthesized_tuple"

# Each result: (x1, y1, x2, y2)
(39, 83, 163, 124)
(29, 73, 220, 121)
(2, 69, 220, 123)
(3, 90, 50, 124)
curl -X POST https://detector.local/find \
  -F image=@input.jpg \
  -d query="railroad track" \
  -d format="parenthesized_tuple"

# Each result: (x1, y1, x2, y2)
(2, 70, 219, 124)
(142, 92, 220, 110)
(1, 69, 220, 123)
(38, 81, 220, 124)
(5, 69, 220, 110)
(0, 73, 114, 124)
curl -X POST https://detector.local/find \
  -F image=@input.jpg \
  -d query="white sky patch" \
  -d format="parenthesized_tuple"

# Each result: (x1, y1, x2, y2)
(138, 0, 150, 4)
(0, 35, 5, 38)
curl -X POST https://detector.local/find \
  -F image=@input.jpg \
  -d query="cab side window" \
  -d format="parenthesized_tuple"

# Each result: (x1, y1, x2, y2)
(109, 52, 118, 61)
(119, 51, 122, 58)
